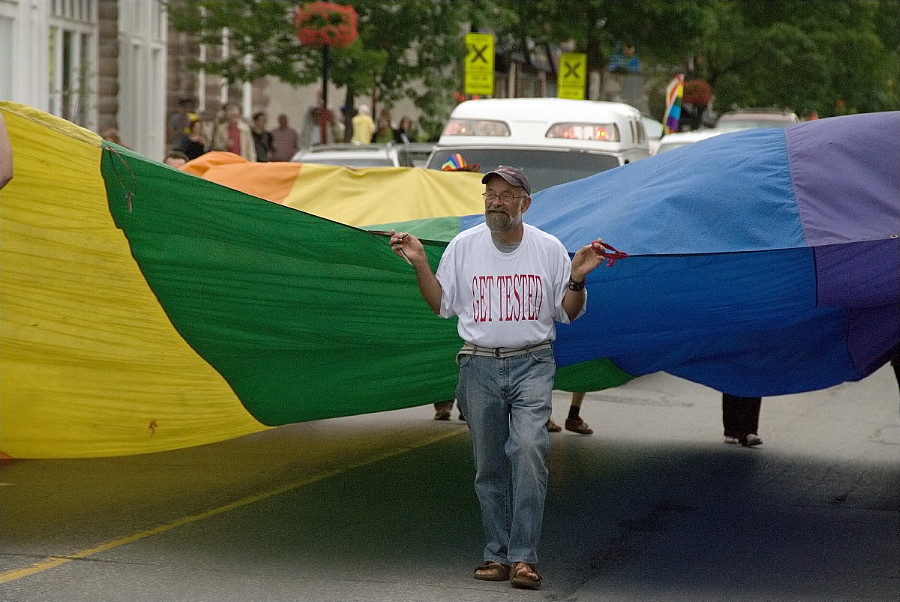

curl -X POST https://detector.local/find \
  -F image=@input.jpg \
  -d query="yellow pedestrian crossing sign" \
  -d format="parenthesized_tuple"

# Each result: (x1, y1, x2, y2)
(558, 52, 587, 100)
(465, 33, 494, 96)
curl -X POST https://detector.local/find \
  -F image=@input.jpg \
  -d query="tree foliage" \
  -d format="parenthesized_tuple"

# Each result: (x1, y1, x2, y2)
(165, 0, 898, 135)
(692, 0, 899, 116)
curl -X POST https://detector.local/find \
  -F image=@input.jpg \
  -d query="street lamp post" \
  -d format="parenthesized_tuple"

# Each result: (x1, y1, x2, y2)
(295, 2, 359, 144)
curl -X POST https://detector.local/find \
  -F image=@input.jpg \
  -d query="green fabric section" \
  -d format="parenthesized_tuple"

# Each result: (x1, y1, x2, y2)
(101, 146, 634, 425)
(102, 146, 458, 425)
(554, 358, 635, 392)
(363, 216, 463, 243)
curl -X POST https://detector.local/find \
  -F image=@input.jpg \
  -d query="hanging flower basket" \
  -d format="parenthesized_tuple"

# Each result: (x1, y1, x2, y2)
(295, 2, 358, 49)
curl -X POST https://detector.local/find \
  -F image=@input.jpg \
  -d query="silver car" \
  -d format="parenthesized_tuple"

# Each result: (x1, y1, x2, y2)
(291, 143, 413, 167)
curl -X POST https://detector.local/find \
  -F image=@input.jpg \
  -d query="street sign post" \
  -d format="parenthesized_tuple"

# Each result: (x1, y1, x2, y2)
(558, 52, 587, 100)
(465, 33, 494, 96)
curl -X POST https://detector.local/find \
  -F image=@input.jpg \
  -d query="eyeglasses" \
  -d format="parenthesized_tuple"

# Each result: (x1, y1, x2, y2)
(482, 191, 527, 203)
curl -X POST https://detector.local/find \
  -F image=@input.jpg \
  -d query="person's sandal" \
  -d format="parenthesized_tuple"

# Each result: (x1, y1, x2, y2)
(434, 409, 451, 420)
(510, 562, 542, 590)
(565, 417, 594, 435)
(741, 433, 763, 447)
(546, 418, 562, 433)
(473, 561, 511, 581)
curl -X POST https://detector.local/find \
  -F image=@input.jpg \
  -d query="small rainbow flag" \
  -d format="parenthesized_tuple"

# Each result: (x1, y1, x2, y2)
(441, 153, 467, 170)
(663, 74, 684, 134)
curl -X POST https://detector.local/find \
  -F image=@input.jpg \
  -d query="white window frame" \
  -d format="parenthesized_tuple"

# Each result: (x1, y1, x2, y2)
(118, 0, 167, 158)
(47, 0, 99, 129)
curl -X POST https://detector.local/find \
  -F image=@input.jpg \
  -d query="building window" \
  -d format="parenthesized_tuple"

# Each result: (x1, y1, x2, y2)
(0, 15, 12, 101)
(48, 0, 98, 129)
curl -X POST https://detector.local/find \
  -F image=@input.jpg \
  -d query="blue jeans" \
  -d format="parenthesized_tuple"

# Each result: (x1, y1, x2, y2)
(455, 347, 555, 566)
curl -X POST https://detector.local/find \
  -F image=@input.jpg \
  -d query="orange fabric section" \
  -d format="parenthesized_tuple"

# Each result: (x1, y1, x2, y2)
(184, 152, 302, 204)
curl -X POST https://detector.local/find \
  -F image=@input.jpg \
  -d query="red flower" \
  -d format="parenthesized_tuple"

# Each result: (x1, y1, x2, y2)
(295, 2, 358, 49)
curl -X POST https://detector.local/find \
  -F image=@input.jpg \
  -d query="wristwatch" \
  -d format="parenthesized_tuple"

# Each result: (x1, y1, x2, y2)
(568, 277, 585, 291)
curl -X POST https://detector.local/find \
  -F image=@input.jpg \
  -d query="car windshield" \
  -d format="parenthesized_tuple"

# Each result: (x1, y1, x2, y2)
(426, 148, 621, 192)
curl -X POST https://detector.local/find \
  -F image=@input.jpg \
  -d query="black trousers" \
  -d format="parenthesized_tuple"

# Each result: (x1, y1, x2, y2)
(722, 394, 762, 438)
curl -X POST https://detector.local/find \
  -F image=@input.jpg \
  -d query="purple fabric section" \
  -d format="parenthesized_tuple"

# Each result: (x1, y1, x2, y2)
(814, 238, 900, 378)
(786, 112, 900, 246)
(847, 304, 900, 378)
(815, 239, 900, 308)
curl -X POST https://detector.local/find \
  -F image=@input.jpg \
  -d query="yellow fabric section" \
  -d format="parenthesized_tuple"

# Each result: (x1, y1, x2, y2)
(186, 152, 485, 226)
(281, 163, 484, 226)
(0, 103, 265, 459)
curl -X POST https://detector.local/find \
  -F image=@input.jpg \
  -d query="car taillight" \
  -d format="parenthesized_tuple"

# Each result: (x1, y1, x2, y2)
(546, 123, 619, 142)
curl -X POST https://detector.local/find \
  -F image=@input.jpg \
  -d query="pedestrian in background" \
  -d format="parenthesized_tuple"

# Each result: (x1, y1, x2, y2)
(163, 150, 189, 168)
(269, 114, 300, 161)
(100, 128, 125, 146)
(388, 166, 605, 590)
(547, 392, 593, 434)
(372, 117, 393, 143)
(211, 103, 256, 161)
(393, 116, 415, 144)
(174, 115, 208, 160)
(0, 113, 12, 190)
(351, 105, 375, 144)
(251, 112, 273, 162)
(722, 393, 762, 447)
(168, 97, 195, 145)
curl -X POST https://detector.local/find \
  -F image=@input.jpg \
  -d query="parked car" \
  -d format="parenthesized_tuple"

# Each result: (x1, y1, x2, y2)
(425, 98, 651, 193)
(641, 113, 665, 154)
(655, 129, 729, 154)
(291, 143, 413, 167)
(398, 142, 436, 167)
(715, 109, 799, 130)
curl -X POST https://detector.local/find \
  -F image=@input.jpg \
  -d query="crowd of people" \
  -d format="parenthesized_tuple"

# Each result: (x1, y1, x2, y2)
(162, 97, 419, 167)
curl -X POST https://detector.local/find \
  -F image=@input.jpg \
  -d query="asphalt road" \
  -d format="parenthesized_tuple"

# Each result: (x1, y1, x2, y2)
(1, 367, 898, 601)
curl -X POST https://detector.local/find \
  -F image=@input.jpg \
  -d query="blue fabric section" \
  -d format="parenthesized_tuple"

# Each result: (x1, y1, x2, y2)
(554, 248, 860, 396)
(525, 128, 804, 255)
(460, 213, 485, 232)
(436, 115, 899, 396)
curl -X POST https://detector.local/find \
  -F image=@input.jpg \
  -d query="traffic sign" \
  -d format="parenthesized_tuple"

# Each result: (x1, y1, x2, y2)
(558, 52, 586, 100)
(465, 33, 494, 96)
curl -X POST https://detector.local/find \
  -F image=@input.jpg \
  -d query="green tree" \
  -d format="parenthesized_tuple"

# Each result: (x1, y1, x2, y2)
(692, 0, 899, 117)
(524, 0, 707, 76)
(165, 0, 897, 140)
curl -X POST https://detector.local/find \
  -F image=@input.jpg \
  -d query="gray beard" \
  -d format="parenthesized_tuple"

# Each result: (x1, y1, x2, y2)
(485, 210, 521, 233)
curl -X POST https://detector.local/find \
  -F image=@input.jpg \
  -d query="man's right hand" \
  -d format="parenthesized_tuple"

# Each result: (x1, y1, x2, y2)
(388, 230, 442, 314)
(389, 229, 425, 266)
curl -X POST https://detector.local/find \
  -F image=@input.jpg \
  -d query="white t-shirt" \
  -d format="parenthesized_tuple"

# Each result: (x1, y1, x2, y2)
(436, 223, 584, 348)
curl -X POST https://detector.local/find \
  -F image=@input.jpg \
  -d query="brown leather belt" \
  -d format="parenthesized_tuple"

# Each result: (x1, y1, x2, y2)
(458, 341, 552, 359)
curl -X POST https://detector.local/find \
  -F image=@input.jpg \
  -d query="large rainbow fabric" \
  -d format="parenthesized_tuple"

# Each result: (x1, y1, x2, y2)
(2, 102, 897, 458)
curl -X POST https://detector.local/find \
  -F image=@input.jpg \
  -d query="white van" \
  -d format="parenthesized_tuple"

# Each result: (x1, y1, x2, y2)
(425, 98, 651, 192)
